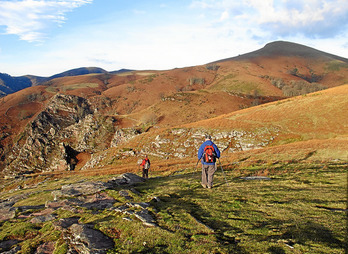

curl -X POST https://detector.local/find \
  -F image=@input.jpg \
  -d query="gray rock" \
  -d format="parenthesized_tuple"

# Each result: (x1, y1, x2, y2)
(30, 214, 56, 224)
(118, 190, 133, 200)
(125, 210, 135, 216)
(110, 203, 157, 227)
(111, 205, 128, 213)
(1, 246, 21, 254)
(0, 240, 20, 253)
(134, 209, 156, 226)
(0, 200, 15, 209)
(82, 199, 116, 210)
(151, 196, 161, 202)
(0, 207, 16, 222)
(54, 217, 80, 229)
(46, 199, 78, 211)
(127, 202, 150, 209)
(109, 173, 145, 186)
(55, 181, 109, 198)
(34, 241, 55, 254)
(17, 205, 45, 212)
(68, 224, 114, 254)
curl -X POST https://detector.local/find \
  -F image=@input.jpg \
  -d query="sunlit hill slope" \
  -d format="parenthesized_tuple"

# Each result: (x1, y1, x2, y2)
(0, 41, 347, 176)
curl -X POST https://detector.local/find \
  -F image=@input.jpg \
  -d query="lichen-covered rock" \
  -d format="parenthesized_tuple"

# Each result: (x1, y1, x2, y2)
(0, 207, 16, 222)
(30, 214, 56, 224)
(67, 224, 114, 254)
(110, 128, 139, 147)
(107, 173, 145, 187)
(53, 181, 109, 198)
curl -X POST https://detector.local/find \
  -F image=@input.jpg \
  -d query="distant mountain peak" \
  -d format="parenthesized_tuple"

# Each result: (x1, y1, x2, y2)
(217, 40, 348, 63)
(49, 67, 108, 79)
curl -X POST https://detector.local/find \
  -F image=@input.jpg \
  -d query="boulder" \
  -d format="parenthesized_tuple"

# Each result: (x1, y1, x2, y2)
(54, 181, 109, 198)
(30, 214, 56, 224)
(54, 217, 80, 230)
(34, 242, 55, 254)
(0, 207, 16, 222)
(0, 240, 20, 253)
(68, 224, 114, 254)
(108, 173, 145, 186)
(0, 200, 16, 222)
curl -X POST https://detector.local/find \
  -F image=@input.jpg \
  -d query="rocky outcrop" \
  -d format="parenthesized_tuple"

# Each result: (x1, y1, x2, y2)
(0, 173, 152, 253)
(134, 127, 279, 160)
(2, 91, 279, 176)
(4, 94, 92, 174)
(110, 128, 139, 147)
(3, 94, 117, 175)
(77, 126, 280, 170)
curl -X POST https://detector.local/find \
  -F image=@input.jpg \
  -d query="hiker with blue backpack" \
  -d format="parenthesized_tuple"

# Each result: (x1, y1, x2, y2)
(140, 155, 150, 178)
(197, 135, 220, 189)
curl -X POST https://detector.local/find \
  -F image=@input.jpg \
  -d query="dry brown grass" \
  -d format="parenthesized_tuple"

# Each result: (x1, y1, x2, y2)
(1, 47, 347, 175)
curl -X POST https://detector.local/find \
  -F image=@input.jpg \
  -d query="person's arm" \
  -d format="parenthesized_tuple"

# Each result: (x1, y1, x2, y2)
(214, 144, 221, 158)
(198, 144, 204, 160)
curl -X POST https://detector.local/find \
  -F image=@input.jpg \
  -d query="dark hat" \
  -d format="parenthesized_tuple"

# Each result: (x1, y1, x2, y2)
(205, 134, 211, 140)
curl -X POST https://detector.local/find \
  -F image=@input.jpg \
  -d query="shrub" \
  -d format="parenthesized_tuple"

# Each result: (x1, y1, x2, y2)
(206, 64, 220, 71)
(188, 77, 205, 86)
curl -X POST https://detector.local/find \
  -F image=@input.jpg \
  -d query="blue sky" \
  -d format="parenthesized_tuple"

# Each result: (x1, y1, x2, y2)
(0, 0, 347, 76)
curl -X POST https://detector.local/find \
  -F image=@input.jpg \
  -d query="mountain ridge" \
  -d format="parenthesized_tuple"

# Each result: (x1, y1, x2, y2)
(1, 40, 347, 98)
(217, 40, 348, 63)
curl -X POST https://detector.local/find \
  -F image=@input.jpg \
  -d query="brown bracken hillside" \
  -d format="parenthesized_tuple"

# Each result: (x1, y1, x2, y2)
(0, 41, 347, 175)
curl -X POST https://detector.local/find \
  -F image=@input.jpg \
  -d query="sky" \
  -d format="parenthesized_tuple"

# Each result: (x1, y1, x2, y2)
(0, 0, 347, 77)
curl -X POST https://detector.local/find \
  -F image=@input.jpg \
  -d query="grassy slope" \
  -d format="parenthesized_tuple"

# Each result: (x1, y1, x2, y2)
(73, 84, 347, 179)
(108, 84, 347, 173)
(0, 162, 346, 253)
(182, 84, 348, 153)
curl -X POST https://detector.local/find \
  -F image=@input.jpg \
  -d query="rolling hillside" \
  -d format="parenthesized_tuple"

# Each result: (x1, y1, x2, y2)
(102, 84, 347, 173)
(0, 67, 132, 97)
(0, 41, 347, 176)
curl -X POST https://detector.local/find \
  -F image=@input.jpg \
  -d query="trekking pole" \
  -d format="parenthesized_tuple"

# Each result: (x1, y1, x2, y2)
(193, 158, 201, 178)
(218, 158, 229, 186)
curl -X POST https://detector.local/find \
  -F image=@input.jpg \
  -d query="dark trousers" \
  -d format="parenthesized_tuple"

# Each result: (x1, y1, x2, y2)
(142, 168, 149, 178)
(202, 164, 216, 187)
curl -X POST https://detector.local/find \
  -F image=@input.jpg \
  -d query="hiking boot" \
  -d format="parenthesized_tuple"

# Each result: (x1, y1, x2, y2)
(201, 183, 207, 188)
(207, 186, 212, 189)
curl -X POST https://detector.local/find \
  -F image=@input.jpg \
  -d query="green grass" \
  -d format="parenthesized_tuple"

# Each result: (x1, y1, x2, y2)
(62, 83, 99, 91)
(45, 83, 99, 93)
(211, 74, 261, 95)
(0, 162, 346, 253)
(326, 60, 348, 72)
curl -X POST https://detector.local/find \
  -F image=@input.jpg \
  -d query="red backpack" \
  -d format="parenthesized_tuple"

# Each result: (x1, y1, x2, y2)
(203, 145, 216, 163)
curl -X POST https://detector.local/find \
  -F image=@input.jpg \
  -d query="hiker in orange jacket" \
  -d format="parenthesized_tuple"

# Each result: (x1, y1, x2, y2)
(139, 155, 150, 178)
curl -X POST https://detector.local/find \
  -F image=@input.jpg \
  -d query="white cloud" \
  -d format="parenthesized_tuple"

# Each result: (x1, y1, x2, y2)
(191, 0, 348, 39)
(0, 0, 93, 42)
(220, 10, 229, 21)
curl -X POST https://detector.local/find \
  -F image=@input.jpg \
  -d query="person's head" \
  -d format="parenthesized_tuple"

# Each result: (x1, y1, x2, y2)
(205, 134, 211, 141)
(145, 155, 148, 158)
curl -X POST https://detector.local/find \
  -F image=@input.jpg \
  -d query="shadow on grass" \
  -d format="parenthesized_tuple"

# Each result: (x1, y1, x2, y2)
(151, 188, 247, 253)
(268, 246, 286, 254)
(137, 166, 346, 253)
(280, 221, 343, 248)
